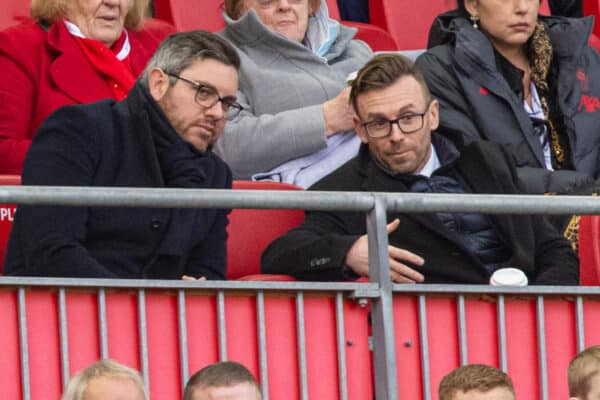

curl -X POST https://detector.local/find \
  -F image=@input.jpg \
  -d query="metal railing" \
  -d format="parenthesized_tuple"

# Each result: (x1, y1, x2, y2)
(1, 185, 599, 400)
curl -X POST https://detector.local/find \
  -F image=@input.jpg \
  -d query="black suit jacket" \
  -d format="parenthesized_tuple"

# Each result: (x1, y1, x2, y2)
(261, 137, 579, 284)
(5, 84, 232, 279)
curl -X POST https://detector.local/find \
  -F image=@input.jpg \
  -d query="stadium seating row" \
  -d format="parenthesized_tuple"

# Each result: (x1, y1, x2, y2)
(1, 175, 600, 284)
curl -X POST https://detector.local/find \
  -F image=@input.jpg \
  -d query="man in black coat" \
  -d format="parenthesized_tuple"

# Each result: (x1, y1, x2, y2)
(4, 31, 243, 280)
(261, 54, 578, 285)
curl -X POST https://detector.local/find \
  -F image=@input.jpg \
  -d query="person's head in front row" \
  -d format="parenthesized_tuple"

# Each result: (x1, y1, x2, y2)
(183, 361, 262, 400)
(139, 30, 242, 152)
(350, 53, 439, 176)
(61, 359, 147, 400)
(438, 364, 515, 400)
(569, 345, 600, 400)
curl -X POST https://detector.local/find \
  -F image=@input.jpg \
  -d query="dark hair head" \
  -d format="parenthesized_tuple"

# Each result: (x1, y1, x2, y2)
(438, 364, 515, 400)
(140, 30, 240, 90)
(183, 361, 261, 400)
(349, 53, 431, 114)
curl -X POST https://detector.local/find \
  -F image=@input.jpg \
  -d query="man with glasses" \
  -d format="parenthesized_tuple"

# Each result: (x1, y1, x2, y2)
(262, 54, 578, 284)
(5, 31, 241, 280)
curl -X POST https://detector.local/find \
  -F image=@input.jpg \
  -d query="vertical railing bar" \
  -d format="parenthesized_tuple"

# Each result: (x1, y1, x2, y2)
(576, 296, 585, 352)
(367, 196, 398, 400)
(177, 290, 189, 390)
(256, 291, 269, 400)
(18, 287, 31, 400)
(335, 292, 348, 400)
(537, 296, 549, 400)
(138, 289, 149, 393)
(97, 289, 109, 359)
(296, 291, 308, 400)
(217, 290, 227, 361)
(58, 288, 70, 389)
(497, 295, 508, 372)
(418, 295, 431, 400)
(457, 295, 468, 366)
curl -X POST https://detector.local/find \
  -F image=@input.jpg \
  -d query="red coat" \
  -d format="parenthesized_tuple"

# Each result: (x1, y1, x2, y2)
(0, 18, 175, 174)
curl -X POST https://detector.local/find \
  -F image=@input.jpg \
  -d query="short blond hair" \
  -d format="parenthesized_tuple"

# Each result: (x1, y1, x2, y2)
(223, 0, 320, 20)
(61, 359, 148, 400)
(30, 0, 149, 30)
(569, 346, 600, 398)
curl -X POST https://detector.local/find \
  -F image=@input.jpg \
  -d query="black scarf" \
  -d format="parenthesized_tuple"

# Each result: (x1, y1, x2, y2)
(130, 84, 219, 273)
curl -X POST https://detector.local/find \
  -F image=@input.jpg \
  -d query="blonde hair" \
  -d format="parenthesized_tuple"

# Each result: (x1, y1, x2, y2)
(569, 346, 600, 398)
(61, 359, 148, 400)
(30, 0, 149, 30)
(223, 0, 321, 20)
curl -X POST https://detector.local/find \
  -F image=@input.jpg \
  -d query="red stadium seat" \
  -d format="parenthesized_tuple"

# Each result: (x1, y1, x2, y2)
(227, 181, 304, 280)
(0, 0, 29, 31)
(0, 175, 20, 274)
(579, 215, 600, 285)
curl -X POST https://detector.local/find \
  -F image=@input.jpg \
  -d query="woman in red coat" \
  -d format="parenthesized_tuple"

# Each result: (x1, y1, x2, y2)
(0, 0, 175, 174)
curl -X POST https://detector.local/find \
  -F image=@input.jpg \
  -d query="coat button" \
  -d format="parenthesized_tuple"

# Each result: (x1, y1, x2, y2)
(150, 219, 162, 230)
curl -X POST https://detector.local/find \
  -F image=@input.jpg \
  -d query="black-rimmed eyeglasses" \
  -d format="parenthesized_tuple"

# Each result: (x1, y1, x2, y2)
(166, 72, 243, 120)
(361, 100, 433, 138)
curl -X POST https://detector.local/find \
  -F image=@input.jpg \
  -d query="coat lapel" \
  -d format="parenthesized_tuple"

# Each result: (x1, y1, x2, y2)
(47, 22, 113, 104)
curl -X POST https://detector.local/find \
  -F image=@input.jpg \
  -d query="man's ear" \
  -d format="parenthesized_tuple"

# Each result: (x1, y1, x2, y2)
(354, 114, 369, 144)
(148, 68, 170, 102)
(428, 98, 439, 131)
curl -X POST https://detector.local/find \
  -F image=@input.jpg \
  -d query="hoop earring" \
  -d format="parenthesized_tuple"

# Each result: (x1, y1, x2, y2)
(470, 15, 480, 29)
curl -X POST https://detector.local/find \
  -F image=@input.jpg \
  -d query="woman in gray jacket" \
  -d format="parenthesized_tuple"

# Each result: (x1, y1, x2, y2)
(416, 0, 600, 195)
(216, 0, 372, 188)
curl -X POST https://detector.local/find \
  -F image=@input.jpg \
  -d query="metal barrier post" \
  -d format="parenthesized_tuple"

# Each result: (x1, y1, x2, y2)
(367, 196, 398, 400)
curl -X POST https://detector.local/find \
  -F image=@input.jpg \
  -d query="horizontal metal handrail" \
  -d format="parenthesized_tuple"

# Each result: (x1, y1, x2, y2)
(1, 185, 600, 214)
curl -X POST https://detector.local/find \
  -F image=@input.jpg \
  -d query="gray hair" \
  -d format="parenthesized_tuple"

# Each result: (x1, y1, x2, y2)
(61, 359, 148, 400)
(139, 30, 241, 91)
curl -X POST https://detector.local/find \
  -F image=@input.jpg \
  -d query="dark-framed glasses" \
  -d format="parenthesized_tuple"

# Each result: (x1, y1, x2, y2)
(166, 72, 243, 120)
(362, 100, 433, 138)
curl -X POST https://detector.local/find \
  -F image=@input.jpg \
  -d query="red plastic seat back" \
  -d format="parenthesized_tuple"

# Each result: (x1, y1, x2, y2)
(369, 0, 455, 50)
(0, 175, 20, 274)
(579, 215, 600, 285)
(154, 0, 225, 31)
(0, 0, 29, 31)
(227, 181, 304, 280)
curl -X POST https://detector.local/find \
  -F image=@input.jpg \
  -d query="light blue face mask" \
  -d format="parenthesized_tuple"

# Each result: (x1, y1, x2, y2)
(304, 0, 340, 57)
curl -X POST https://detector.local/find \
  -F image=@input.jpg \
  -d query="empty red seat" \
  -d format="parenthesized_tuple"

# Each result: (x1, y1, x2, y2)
(579, 215, 600, 285)
(227, 181, 305, 280)
(0, 0, 29, 31)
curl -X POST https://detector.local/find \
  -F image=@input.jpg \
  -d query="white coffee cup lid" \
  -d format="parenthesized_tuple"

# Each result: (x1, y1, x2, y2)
(490, 268, 528, 287)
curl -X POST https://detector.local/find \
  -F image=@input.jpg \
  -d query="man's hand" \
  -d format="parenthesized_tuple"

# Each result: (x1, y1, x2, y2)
(181, 275, 207, 281)
(344, 219, 425, 283)
(322, 87, 356, 137)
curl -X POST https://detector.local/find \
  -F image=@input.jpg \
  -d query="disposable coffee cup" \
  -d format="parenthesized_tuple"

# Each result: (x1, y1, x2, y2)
(489, 268, 528, 287)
